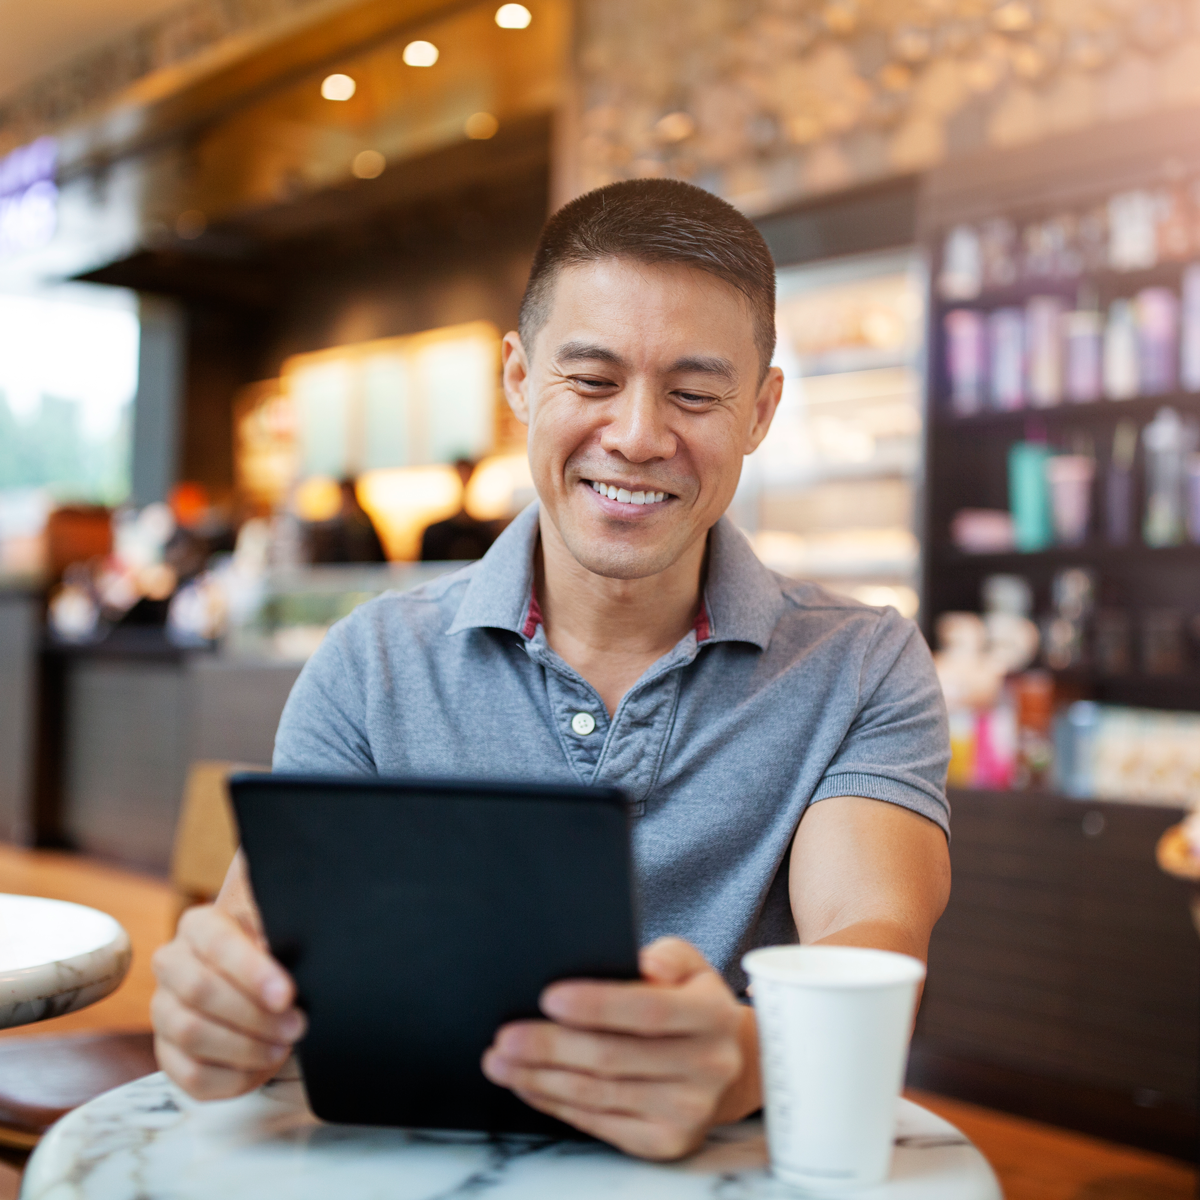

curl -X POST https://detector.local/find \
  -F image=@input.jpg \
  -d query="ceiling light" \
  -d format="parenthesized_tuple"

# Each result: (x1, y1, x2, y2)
(321, 73, 356, 101)
(352, 150, 386, 179)
(403, 40, 439, 67)
(495, 4, 532, 28)
(464, 112, 499, 139)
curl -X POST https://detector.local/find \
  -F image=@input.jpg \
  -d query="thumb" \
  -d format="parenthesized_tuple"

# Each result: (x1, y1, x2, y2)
(639, 937, 712, 986)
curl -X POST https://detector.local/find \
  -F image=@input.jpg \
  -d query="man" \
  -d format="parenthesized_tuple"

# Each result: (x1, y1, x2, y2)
(419, 459, 499, 561)
(152, 179, 950, 1162)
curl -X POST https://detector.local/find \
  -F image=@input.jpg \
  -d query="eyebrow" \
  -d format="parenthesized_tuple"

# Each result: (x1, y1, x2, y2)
(553, 342, 738, 384)
(553, 341, 627, 367)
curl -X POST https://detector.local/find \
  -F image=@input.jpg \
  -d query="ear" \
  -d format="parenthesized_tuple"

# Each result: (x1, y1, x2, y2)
(501, 331, 531, 427)
(743, 365, 784, 455)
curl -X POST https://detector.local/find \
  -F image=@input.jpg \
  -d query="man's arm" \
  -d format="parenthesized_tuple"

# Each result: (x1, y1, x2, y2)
(484, 794, 949, 1160)
(790, 794, 951, 963)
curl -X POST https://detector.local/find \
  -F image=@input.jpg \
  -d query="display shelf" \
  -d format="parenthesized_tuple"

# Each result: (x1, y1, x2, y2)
(932, 542, 1200, 569)
(920, 121, 1200, 715)
(933, 391, 1200, 433)
(933, 260, 1189, 314)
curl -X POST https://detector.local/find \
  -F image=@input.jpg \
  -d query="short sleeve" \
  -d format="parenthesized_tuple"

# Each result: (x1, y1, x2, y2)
(272, 615, 377, 776)
(810, 607, 950, 835)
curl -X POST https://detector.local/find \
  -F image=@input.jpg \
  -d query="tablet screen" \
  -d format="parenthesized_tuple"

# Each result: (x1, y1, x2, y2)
(231, 773, 639, 1135)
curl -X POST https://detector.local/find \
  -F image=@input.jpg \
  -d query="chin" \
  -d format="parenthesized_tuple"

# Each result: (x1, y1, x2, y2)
(562, 529, 683, 581)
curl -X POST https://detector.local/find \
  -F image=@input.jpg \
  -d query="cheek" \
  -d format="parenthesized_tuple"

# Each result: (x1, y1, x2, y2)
(530, 398, 602, 475)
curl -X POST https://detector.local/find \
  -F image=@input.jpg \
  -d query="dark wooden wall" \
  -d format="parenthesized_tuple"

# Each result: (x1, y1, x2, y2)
(909, 789, 1199, 1160)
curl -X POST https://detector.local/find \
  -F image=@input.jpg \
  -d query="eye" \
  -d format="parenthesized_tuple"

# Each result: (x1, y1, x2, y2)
(674, 390, 715, 406)
(571, 375, 615, 391)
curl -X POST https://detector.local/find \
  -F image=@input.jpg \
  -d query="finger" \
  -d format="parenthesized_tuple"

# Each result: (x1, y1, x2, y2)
(638, 938, 711, 986)
(490, 1021, 739, 1085)
(155, 1035, 279, 1102)
(508, 1088, 705, 1161)
(152, 940, 305, 1044)
(177, 905, 294, 1012)
(152, 988, 293, 1075)
(484, 1055, 716, 1131)
(541, 971, 738, 1037)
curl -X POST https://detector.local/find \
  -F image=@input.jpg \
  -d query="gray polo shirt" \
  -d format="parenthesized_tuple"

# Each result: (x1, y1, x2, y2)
(274, 503, 949, 991)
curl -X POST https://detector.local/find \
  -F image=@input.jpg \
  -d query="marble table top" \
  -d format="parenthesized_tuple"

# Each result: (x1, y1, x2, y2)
(22, 1072, 1001, 1199)
(0, 894, 131, 1029)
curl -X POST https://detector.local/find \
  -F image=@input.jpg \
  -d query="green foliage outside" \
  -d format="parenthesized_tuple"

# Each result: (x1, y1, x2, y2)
(0, 391, 131, 504)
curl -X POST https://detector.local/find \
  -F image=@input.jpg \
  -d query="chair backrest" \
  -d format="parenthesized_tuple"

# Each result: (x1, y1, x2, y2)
(170, 761, 266, 919)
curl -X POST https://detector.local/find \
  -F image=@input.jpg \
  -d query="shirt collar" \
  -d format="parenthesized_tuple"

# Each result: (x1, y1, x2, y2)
(446, 501, 783, 651)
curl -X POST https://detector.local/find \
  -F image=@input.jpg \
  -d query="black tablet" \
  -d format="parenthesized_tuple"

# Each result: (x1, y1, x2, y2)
(229, 773, 640, 1136)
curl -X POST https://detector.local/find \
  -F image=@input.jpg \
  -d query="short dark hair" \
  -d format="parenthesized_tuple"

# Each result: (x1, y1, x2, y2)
(518, 179, 777, 378)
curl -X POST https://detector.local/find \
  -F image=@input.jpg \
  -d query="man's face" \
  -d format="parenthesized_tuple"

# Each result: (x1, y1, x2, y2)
(502, 258, 783, 580)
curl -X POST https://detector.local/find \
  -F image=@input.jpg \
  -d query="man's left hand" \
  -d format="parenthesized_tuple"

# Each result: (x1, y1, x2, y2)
(481, 937, 754, 1160)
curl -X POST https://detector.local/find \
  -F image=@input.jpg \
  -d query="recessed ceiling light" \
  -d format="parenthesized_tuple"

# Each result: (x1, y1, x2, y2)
(321, 73, 356, 101)
(495, 4, 532, 28)
(464, 112, 499, 139)
(403, 40, 439, 67)
(352, 150, 386, 179)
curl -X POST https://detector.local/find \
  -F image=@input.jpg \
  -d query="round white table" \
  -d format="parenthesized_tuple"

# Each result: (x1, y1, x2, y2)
(0, 894, 132, 1029)
(21, 1072, 1002, 1199)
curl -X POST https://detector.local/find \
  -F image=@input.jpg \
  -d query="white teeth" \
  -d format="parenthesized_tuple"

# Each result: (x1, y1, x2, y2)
(589, 480, 669, 504)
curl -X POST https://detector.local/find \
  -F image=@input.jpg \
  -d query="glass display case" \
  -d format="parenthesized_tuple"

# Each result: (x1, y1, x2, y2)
(736, 249, 925, 617)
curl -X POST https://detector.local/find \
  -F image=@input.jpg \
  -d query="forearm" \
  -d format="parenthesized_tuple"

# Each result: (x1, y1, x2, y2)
(712, 1003, 762, 1124)
(714, 916, 934, 1127)
(811, 916, 931, 961)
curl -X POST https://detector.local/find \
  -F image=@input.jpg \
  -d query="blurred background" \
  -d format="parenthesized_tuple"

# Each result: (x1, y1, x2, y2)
(2, 0, 1200, 1192)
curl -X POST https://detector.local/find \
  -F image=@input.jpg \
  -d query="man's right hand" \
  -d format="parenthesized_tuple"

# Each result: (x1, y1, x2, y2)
(151, 852, 306, 1100)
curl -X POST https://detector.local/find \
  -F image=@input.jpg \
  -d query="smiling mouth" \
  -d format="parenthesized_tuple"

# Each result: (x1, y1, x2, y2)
(586, 479, 671, 506)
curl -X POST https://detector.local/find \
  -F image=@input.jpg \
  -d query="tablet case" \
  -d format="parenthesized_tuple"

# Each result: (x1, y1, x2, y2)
(229, 773, 639, 1136)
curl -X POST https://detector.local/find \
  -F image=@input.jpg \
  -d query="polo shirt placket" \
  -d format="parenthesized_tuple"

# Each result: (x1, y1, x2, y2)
(521, 622, 698, 815)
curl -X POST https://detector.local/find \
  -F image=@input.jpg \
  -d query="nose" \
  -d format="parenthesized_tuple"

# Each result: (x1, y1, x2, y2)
(598, 381, 677, 464)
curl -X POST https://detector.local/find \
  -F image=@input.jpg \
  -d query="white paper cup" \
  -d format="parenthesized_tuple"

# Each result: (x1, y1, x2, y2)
(742, 945, 926, 1194)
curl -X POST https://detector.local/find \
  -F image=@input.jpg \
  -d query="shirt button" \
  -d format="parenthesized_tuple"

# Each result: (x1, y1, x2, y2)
(571, 712, 596, 736)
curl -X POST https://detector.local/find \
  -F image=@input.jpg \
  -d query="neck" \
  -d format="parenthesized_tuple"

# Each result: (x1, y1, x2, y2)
(535, 511, 707, 713)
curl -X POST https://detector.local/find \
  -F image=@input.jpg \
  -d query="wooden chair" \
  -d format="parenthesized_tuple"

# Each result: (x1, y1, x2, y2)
(170, 760, 265, 922)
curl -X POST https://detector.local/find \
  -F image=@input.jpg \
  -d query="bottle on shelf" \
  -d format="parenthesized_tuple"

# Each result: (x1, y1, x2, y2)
(1143, 406, 1196, 547)
(1103, 299, 1139, 400)
(1008, 440, 1054, 551)
(1135, 287, 1180, 396)
(1104, 420, 1138, 546)
(1026, 296, 1065, 407)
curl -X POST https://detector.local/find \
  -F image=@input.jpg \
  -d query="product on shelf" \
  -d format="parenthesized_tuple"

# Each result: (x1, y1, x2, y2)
(1135, 287, 1180, 396)
(1107, 190, 1159, 272)
(1026, 296, 1066, 407)
(1008, 441, 1054, 552)
(944, 308, 986, 415)
(988, 307, 1025, 410)
(1180, 263, 1200, 391)
(938, 224, 983, 300)
(1103, 298, 1139, 400)
(1143, 406, 1198, 547)
(1058, 701, 1200, 806)
(1045, 454, 1095, 546)
(1063, 308, 1103, 403)
(1104, 420, 1137, 545)
(949, 508, 1016, 554)
(1041, 567, 1095, 670)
